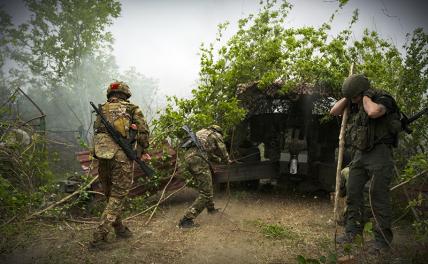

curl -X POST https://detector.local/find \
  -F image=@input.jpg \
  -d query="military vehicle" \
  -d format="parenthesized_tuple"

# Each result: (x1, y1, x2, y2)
(213, 80, 340, 192)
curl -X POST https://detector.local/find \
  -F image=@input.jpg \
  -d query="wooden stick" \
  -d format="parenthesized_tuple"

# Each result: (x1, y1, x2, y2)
(393, 166, 423, 222)
(390, 169, 427, 191)
(333, 63, 354, 223)
(0, 215, 17, 228)
(65, 218, 99, 224)
(144, 149, 180, 225)
(124, 183, 187, 221)
(26, 175, 98, 220)
(334, 63, 354, 249)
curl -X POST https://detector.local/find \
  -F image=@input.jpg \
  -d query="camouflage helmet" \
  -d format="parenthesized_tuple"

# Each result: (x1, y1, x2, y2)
(209, 124, 223, 135)
(342, 74, 370, 99)
(106, 81, 131, 99)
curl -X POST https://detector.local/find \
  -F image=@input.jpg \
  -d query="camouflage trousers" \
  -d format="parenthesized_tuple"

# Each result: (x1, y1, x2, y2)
(183, 153, 215, 220)
(94, 150, 133, 239)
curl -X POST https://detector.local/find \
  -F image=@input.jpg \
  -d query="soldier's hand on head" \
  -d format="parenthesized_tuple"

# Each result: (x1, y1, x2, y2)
(362, 89, 376, 99)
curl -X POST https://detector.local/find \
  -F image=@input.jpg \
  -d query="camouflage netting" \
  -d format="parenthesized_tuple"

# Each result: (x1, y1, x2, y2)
(236, 80, 335, 116)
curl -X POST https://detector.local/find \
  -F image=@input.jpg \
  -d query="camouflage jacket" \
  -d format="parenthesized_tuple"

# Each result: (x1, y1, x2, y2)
(93, 97, 150, 159)
(190, 128, 230, 164)
(345, 89, 400, 151)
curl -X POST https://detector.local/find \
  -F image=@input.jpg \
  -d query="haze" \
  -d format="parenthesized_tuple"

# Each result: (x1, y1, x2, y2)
(2, 0, 428, 99)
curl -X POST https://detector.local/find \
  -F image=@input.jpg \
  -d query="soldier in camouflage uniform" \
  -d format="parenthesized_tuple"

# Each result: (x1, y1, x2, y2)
(330, 74, 401, 253)
(178, 125, 232, 228)
(90, 81, 150, 249)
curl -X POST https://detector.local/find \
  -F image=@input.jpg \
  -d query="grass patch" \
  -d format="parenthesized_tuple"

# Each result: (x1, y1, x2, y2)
(245, 219, 298, 240)
(260, 223, 296, 240)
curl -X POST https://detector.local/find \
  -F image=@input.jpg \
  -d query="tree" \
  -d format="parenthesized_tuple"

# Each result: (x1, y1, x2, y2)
(119, 67, 160, 123)
(3, 0, 121, 133)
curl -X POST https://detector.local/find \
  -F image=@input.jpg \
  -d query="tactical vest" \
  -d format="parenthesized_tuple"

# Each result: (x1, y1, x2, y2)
(93, 99, 134, 159)
(95, 101, 133, 137)
(345, 90, 401, 151)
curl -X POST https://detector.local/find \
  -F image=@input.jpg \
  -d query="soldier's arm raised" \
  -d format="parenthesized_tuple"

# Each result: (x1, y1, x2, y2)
(330, 98, 348, 116)
(363, 96, 386, 118)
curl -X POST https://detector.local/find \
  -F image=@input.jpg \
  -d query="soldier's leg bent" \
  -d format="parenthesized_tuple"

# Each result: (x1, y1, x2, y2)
(369, 165, 393, 247)
(96, 196, 123, 238)
(184, 156, 213, 220)
(345, 166, 369, 236)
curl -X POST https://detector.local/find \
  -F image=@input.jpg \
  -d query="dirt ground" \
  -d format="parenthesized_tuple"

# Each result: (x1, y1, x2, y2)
(0, 186, 425, 264)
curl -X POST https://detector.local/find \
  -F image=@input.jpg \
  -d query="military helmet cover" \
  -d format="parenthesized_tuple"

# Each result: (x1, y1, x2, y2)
(209, 124, 223, 135)
(342, 74, 371, 98)
(107, 81, 132, 99)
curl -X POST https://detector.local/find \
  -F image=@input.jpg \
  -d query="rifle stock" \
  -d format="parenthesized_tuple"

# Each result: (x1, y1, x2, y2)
(90, 101, 155, 176)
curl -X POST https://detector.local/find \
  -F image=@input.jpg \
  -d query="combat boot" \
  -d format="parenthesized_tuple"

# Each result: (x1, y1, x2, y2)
(178, 217, 199, 229)
(207, 207, 220, 214)
(88, 231, 109, 250)
(115, 225, 133, 239)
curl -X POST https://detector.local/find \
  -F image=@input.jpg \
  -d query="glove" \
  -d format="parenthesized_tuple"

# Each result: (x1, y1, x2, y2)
(363, 89, 376, 99)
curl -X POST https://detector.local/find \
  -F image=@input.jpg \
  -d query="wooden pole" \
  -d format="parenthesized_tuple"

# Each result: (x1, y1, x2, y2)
(333, 64, 354, 226)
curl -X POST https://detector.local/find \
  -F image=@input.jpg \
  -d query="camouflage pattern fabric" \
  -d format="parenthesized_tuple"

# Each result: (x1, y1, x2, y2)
(182, 128, 230, 220)
(92, 96, 149, 240)
(183, 153, 215, 219)
(95, 149, 133, 236)
(94, 97, 150, 155)
(196, 128, 229, 164)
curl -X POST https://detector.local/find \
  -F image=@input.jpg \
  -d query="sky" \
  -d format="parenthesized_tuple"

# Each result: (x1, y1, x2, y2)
(2, 0, 428, 99)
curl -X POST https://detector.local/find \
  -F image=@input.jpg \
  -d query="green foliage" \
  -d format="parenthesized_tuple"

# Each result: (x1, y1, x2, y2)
(126, 196, 149, 213)
(0, 125, 57, 220)
(413, 219, 428, 241)
(363, 221, 373, 236)
(153, 0, 427, 150)
(249, 219, 298, 240)
(260, 222, 296, 239)
(398, 153, 428, 240)
(1, 0, 159, 138)
(8, 0, 121, 84)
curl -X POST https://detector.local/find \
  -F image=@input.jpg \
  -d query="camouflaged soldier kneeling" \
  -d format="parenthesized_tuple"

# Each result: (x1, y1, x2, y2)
(178, 125, 232, 228)
(89, 81, 150, 249)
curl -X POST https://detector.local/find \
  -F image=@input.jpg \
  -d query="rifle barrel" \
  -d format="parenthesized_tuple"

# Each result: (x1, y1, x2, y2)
(408, 107, 428, 124)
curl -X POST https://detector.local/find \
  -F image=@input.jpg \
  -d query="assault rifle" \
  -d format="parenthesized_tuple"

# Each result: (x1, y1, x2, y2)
(90, 101, 155, 176)
(401, 107, 428, 134)
(181, 125, 215, 168)
(181, 125, 204, 152)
